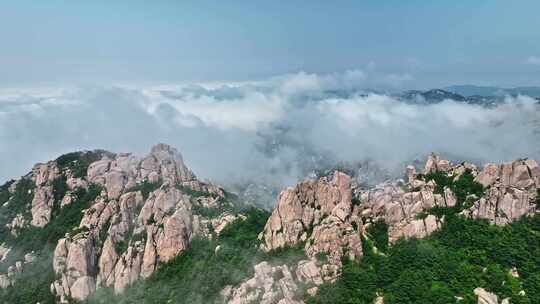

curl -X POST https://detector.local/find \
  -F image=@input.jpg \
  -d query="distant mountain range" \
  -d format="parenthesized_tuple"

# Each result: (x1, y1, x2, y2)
(396, 86, 540, 106)
(317, 85, 540, 107)
(444, 85, 540, 97)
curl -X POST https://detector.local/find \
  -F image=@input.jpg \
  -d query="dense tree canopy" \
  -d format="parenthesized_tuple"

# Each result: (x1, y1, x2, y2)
(307, 214, 540, 304)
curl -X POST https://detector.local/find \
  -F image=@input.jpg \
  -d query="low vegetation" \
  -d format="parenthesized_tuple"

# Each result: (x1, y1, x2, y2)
(308, 213, 540, 304)
(85, 207, 307, 304)
(0, 180, 15, 206)
(422, 169, 485, 219)
(0, 178, 35, 244)
(0, 184, 102, 303)
(365, 219, 389, 254)
(308, 173, 538, 304)
(125, 179, 163, 200)
(175, 184, 218, 199)
(56, 150, 111, 178)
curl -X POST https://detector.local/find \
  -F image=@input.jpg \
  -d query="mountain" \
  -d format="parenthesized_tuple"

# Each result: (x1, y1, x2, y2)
(398, 88, 513, 107)
(400, 89, 467, 103)
(446, 85, 540, 97)
(0, 145, 538, 303)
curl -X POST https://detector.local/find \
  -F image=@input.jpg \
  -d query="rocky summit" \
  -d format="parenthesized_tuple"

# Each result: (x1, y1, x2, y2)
(0, 145, 538, 304)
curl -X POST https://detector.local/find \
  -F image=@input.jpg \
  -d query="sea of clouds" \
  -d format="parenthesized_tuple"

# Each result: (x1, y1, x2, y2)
(1, 71, 539, 204)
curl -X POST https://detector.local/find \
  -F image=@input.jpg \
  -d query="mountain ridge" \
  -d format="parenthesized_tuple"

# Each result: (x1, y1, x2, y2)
(445, 85, 540, 97)
(0, 145, 538, 303)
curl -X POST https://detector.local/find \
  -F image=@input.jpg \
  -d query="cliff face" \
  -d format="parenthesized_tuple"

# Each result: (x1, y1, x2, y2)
(0, 144, 238, 302)
(50, 144, 235, 302)
(463, 159, 539, 225)
(247, 154, 538, 303)
(260, 171, 362, 272)
(0, 146, 538, 303)
(261, 154, 538, 255)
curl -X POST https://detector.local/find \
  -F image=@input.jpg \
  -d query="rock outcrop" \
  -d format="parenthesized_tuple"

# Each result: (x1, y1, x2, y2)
(1, 145, 538, 303)
(252, 154, 538, 302)
(46, 144, 230, 302)
(86, 143, 222, 199)
(30, 162, 60, 227)
(474, 287, 510, 304)
(223, 259, 324, 304)
(356, 180, 452, 244)
(462, 159, 539, 225)
(223, 261, 302, 304)
(259, 159, 457, 274)
(260, 171, 362, 279)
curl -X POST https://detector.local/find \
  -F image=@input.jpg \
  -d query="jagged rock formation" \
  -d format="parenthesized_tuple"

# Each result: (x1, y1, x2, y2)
(222, 259, 324, 304)
(222, 261, 302, 304)
(463, 159, 539, 225)
(49, 144, 232, 302)
(31, 164, 57, 228)
(249, 154, 538, 303)
(474, 287, 510, 304)
(0, 146, 538, 303)
(260, 171, 362, 269)
(0, 143, 239, 302)
(261, 153, 538, 254)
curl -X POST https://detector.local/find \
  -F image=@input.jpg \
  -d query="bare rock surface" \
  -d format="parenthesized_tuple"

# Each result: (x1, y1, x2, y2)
(223, 259, 325, 304)
(462, 159, 539, 225)
(260, 171, 362, 280)
(1, 144, 538, 303)
(474, 287, 510, 304)
(252, 153, 538, 302)
(30, 162, 59, 227)
(47, 144, 229, 302)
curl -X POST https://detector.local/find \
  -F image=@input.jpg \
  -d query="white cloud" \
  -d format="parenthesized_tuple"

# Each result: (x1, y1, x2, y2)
(279, 72, 322, 95)
(1, 72, 539, 203)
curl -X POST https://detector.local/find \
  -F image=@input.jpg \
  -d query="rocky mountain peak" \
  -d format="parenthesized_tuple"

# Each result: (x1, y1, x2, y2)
(0, 147, 538, 303)
(248, 153, 538, 302)
(0, 144, 236, 302)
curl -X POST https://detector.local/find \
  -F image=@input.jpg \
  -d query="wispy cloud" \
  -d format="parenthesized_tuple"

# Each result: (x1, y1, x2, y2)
(527, 56, 540, 65)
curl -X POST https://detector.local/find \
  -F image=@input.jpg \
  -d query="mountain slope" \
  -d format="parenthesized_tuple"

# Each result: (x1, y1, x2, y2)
(0, 146, 538, 304)
(0, 144, 248, 303)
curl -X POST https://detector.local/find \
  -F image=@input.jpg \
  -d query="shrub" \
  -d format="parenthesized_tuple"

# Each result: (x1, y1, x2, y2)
(0, 183, 103, 303)
(0, 180, 15, 206)
(175, 184, 218, 199)
(366, 219, 389, 253)
(0, 178, 35, 244)
(84, 207, 306, 304)
(307, 213, 540, 304)
(52, 175, 68, 203)
(423, 169, 485, 218)
(351, 197, 361, 206)
(125, 179, 162, 200)
(56, 150, 111, 178)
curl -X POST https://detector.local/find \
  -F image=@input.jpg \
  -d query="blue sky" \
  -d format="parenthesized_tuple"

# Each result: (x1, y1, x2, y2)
(1, 0, 540, 88)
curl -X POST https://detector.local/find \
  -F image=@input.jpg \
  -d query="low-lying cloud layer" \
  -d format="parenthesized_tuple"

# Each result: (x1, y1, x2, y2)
(1, 72, 539, 205)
